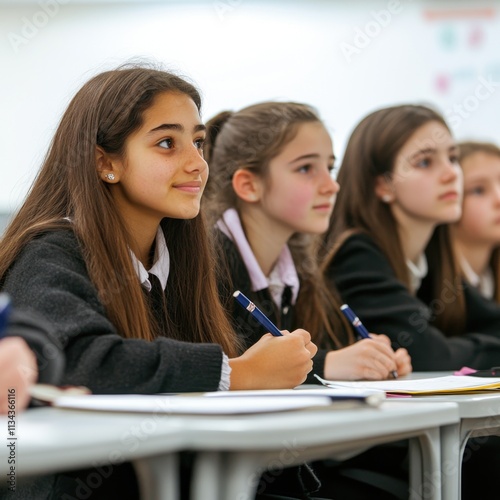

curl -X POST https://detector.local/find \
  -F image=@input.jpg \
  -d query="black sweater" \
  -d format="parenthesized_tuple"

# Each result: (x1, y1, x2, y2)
(2, 229, 224, 394)
(216, 231, 328, 380)
(326, 233, 500, 371)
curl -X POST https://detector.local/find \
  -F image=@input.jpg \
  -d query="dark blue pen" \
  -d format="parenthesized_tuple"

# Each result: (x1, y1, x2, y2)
(340, 303, 398, 379)
(0, 293, 12, 339)
(233, 291, 283, 337)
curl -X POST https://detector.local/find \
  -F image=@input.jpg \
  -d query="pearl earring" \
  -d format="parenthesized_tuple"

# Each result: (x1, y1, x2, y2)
(105, 173, 115, 181)
(382, 194, 392, 203)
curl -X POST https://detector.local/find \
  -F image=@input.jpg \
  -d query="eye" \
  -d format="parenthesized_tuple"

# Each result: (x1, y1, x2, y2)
(415, 158, 431, 168)
(450, 154, 460, 165)
(194, 137, 205, 150)
(468, 186, 485, 196)
(297, 164, 312, 174)
(158, 138, 173, 149)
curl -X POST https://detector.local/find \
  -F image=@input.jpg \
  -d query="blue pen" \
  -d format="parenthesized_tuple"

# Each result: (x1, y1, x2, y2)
(0, 293, 12, 339)
(340, 303, 398, 379)
(233, 291, 283, 337)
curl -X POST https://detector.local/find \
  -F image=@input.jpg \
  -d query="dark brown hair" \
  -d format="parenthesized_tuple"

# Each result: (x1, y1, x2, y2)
(322, 104, 465, 335)
(203, 101, 353, 348)
(0, 64, 239, 356)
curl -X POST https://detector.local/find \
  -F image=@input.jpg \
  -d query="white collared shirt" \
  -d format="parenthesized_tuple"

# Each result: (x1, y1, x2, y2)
(130, 227, 170, 292)
(217, 208, 300, 308)
(406, 254, 428, 294)
(460, 255, 495, 300)
(129, 226, 230, 390)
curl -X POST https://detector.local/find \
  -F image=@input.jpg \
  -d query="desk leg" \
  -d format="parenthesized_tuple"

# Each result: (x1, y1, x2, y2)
(440, 423, 460, 500)
(191, 451, 223, 500)
(133, 453, 179, 500)
(192, 451, 271, 500)
(409, 428, 441, 500)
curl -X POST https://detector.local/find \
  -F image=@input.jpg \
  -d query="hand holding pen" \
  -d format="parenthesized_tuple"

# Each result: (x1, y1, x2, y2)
(340, 304, 399, 379)
(230, 291, 318, 389)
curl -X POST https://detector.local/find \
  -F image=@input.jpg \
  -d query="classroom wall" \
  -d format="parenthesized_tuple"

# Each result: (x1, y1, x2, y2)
(1, 0, 499, 219)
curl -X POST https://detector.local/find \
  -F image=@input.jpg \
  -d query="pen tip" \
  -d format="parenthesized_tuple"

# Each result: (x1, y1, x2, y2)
(340, 304, 348, 310)
(233, 291, 240, 298)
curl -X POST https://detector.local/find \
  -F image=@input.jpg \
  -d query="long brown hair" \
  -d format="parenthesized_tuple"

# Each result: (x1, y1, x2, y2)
(457, 140, 500, 302)
(0, 64, 239, 356)
(322, 104, 465, 335)
(203, 102, 353, 348)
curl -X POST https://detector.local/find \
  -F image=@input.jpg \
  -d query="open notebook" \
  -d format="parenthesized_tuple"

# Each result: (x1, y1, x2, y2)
(29, 385, 385, 415)
(315, 374, 500, 396)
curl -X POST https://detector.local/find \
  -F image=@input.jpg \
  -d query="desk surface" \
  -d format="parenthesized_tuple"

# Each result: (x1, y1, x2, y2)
(402, 372, 500, 418)
(0, 401, 459, 477)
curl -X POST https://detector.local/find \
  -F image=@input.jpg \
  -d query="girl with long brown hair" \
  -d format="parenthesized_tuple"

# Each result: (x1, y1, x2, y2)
(0, 64, 316, 499)
(451, 141, 500, 302)
(322, 104, 500, 500)
(204, 101, 411, 383)
(323, 104, 500, 371)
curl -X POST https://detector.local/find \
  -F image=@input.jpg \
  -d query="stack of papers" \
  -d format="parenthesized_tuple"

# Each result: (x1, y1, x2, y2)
(315, 374, 500, 396)
(31, 386, 385, 415)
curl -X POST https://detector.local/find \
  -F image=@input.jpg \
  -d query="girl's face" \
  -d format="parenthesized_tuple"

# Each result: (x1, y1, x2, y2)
(258, 121, 339, 237)
(108, 91, 208, 231)
(381, 120, 463, 228)
(456, 151, 500, 245)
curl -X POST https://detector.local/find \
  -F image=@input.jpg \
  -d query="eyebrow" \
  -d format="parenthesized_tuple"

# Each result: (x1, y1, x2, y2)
(288, 153, 336, 164)
(148, 123, 206, 135)
(409, 145, 458, 161)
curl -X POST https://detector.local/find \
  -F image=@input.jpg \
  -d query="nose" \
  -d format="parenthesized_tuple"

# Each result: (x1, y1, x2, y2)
(493, 183, 500, 204)
(184, 143, 208, 175)
(440, 157, 460, 184)
(319, 169, 340, 195)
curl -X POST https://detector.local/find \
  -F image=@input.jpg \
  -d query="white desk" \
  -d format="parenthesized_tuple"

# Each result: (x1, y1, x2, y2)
(0, 401, 459, 500)
(402, 372, 500, 500)
(186, 401, 459, 500)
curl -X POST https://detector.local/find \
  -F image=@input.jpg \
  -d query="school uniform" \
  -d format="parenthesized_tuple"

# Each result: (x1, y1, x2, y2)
(1, 227, 230, 500)
(215, 210, 406, 500)
(326, 232, 500, 371)
(215, 208, 329, 381)
(326, 231, 500, 500)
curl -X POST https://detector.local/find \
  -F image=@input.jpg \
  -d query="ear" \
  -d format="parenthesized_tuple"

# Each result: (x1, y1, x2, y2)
(96, 146, 119, 183)
(375, 174, 395, 203)
(232, 168, 263, 203)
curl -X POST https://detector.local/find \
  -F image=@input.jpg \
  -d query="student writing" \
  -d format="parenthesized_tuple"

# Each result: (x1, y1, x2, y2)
(323, 104, 500, 371)
(0, 65, 316, 500)
(204, 101, 411, 383)
(321, 104, 500, 500)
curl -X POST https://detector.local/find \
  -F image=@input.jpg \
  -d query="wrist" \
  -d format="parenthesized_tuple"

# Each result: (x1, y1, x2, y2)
(228, 356, 253, 390)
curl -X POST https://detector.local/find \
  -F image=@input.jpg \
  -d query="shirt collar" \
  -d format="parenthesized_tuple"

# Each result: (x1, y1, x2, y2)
(406, 253, 428, 293)
(460, 254, 495, 299)
(130, 227, 170, 292)
(217, 208, 299, 306)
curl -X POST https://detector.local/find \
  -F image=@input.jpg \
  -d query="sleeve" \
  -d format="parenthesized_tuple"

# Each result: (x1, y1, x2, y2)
(327, 234, 500, 371)
(6, 309, 65, 385)
(2, 231, 224, 394)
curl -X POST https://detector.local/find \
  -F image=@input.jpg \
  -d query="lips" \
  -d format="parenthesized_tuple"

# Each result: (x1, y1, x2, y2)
(174, 180, 202, 192)
(439, 191, 459, 200)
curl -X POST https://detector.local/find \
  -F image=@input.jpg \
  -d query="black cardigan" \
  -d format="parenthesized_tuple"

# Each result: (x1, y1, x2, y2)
(215, 230, 328, 380)
(2, 229, 223, 394)
(326, 233, 500, 371)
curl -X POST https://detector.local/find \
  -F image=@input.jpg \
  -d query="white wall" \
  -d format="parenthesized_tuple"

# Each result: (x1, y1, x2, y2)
(1, 0, 499, 212)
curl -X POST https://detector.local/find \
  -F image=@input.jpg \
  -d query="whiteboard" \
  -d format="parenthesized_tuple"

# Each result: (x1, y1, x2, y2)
(1, 0, 499, 212)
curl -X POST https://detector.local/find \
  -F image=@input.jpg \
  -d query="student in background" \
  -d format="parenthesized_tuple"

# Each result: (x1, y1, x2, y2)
(450, 141, 500, 302)
(0, 65, 316, 500)
(322, 104, 500, 500)
(203, 102, 411, 500)
(204, 102, 411, 383)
